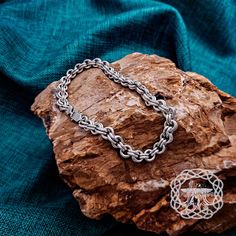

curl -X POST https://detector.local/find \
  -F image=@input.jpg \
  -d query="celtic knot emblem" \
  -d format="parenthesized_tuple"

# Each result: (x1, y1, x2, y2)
(170, 169, 224, 219)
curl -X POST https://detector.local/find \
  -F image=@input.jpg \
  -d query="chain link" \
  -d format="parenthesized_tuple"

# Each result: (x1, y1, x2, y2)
(55, 58, 178, 163)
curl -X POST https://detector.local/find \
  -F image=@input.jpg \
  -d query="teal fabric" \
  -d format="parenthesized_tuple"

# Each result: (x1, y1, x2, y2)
(0, 0, 235, 235)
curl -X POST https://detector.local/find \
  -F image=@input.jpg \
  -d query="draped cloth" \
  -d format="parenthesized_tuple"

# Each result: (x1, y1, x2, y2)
(0, 0, 235, 235)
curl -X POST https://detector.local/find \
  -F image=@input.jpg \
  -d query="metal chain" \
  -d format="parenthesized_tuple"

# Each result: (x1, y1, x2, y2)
(55, 58, 178, 163)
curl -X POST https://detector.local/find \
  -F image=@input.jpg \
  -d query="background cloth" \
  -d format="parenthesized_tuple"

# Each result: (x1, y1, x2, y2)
(0, 0, 236, 235)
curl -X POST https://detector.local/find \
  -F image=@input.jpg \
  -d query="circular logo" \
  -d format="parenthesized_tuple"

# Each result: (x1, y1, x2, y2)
(170, 169, 224, 219)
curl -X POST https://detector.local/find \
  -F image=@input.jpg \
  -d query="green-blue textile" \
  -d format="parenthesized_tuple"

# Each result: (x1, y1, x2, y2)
(0, 0, 235, 235)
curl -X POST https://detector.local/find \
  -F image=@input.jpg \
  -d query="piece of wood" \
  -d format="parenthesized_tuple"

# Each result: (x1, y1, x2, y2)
(31, 52, 236, 235)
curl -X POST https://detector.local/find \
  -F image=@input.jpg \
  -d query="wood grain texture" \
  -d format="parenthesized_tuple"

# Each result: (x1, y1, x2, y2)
(31, 53, 236, 235)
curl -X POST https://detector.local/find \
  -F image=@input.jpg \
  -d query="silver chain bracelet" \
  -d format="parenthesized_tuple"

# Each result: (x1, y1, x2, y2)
(55, 58, 178, 163)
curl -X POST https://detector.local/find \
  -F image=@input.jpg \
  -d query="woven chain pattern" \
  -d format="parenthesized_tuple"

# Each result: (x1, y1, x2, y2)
(55, 58, 178, 163)
(170, 169, 224, 219)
